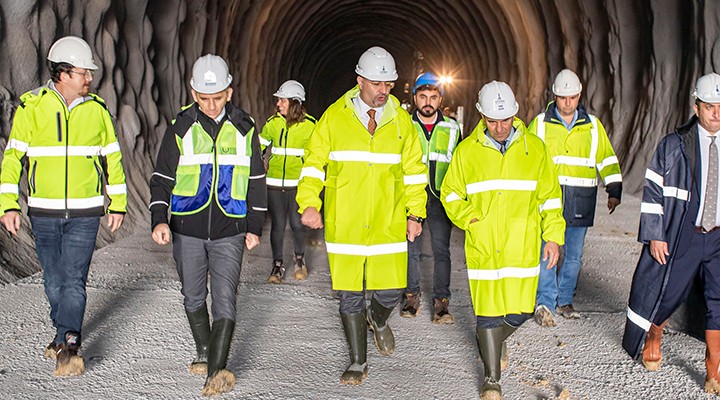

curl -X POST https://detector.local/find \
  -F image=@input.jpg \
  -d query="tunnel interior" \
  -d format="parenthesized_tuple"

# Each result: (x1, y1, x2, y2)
(0, 0, 717, 281)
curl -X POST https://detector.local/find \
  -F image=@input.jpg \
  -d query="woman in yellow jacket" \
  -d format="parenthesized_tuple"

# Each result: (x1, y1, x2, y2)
(441, 81, 565, 399)
(259, 80, 316, 283)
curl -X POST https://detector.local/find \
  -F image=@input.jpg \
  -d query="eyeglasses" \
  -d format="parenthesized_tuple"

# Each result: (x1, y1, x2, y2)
(67, 69, 94, 79)
(366, 80, 395, 89)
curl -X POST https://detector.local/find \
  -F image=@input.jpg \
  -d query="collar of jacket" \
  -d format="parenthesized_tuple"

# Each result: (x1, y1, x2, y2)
(542, 100, 591, 127)
(468, 116, 528, 147)
(342, 85, 401, 127)
(677, 115, 700, 178)
(179, 102, 255, 137)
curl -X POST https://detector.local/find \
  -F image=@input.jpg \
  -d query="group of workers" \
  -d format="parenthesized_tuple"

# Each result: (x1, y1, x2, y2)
(0, 34, 719, 399)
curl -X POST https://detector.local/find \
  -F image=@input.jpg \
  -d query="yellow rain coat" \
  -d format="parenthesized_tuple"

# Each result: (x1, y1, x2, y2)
(441, 117, 565, 316)
(297, 86, 427, 291)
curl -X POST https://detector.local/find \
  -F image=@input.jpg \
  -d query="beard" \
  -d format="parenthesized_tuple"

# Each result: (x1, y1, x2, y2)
(418, 105, 437, 118)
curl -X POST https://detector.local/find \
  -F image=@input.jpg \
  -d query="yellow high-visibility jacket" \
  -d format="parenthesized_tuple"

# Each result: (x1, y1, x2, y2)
(259, 113, 316, 188)
(0, 85, 126, 217)
(528, 102, 622, 227)
(441, 117, 565, 316)
(297, 86, 427, 291)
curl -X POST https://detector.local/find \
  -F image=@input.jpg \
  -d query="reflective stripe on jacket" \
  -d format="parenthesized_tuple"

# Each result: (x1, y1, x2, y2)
(413, 112, 460, 198)
(172, 120, 254, 218)
(441, 117, 565, 316)
(259, 113, 316, 187)
(0, 85, 126, 217)
(296, 86, 427, 291)
(528, 102, 622, 226)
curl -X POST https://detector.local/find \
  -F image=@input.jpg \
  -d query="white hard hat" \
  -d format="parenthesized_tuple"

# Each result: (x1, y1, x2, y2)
(476, 81, 519, 120)
(190, 54, 233, 94)
(552, 69, 582, 96)
(274, 80, 306, 102)
(47, 36, 98, 70)
(355, 46, 398, 82)
(694, 73, 720, 104)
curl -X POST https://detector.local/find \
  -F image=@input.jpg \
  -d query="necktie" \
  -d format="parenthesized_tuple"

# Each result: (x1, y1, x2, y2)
(499, 140, 507, 154)
(703, 135, 718, 230)
(367, 109, 377, 135)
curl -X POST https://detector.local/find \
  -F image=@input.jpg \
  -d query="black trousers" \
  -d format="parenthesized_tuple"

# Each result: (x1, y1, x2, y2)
(268, 187, 306, 262)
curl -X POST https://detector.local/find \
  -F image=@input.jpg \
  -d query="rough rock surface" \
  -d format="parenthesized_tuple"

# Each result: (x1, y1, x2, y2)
(0, 1, 718, 282)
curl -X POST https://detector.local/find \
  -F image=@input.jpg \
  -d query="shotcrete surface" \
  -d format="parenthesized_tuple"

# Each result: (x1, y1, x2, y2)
(0, 193, 713, 399)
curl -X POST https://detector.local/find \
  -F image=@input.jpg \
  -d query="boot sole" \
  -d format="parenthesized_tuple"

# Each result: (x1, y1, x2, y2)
(642, 358, 661, 371)
(54, 355, 85, 376)
(481, 389, 503, 400)
(293, 268, 308, 280)
(202, 369, 236, 396)
(340, 366, 369, 385)
(267, 276, 283, 284)
(706, 377, 720, 394)
(188, 362, 208, 375)
(432, 315, 454, 325)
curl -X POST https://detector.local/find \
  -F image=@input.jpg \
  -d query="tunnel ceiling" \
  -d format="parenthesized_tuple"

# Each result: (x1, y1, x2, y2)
(0, 0, 718, 281)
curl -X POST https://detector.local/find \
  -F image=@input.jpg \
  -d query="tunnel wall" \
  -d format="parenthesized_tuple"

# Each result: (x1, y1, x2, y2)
(0, 0, 718, 281)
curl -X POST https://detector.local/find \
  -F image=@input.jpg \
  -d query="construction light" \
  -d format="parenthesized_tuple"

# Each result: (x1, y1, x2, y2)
(439, 75, 454, 85)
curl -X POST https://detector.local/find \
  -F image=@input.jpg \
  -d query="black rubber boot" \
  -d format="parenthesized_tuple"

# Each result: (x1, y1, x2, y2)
(186, 303, 210, 374)
(366, 298, 395, 355)
(202, 319, 236, 396)
(500, 322, 517, 371)
(476, 326, 504, 399)
(340, 313, 368, 385)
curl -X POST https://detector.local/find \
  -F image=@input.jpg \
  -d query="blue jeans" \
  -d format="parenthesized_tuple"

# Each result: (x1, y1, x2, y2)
(30, 216, 101, 346)
(407, 193, 453, 299)
(536, 226, 588, 311)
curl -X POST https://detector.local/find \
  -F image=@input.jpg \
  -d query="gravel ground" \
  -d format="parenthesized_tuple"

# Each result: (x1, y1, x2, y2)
(0, 192, 715, 399)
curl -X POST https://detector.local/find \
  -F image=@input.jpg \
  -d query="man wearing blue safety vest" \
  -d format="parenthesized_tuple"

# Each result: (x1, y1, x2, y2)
(528, 69, 623, 327)
(0, 35, 127, 377)
(149, 54, 267, 396)
(402, 72, 461, 323)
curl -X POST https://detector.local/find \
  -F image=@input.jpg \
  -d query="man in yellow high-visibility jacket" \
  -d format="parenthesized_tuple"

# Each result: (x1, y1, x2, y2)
(528, 69, 623, 327)
(297, 46, 427, 385)
(0, 36, 127, 377)
(441, 81, 564, 399)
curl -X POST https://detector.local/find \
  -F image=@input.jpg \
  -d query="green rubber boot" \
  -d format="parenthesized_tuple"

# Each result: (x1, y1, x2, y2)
(340, 313, 368, 385)
(500, 322, 517, 371)
(366, 298, 395, 355)
(202, 319, 236, 397)
(186, 303, 210, 374)
(476, 326, 504, 400)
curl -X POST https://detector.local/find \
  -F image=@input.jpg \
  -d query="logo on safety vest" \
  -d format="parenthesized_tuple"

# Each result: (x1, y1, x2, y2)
(220, 146, 231, 154)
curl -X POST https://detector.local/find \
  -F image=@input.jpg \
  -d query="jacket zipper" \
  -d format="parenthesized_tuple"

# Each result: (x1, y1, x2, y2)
(208, 141, 216, 240)
(57, 108, 70, 218)
(281, 127, 289, 187)
(29, 161, 37, 194)
(94, 161, 103, 193)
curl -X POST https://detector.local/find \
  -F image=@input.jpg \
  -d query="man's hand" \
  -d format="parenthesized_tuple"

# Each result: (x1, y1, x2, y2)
(107, 213, 124, 233)
(608, 198, 621, 214)
(649, 240, 669, 265)
(407, 220, 422, 242)
(0, 211, 21, 236)
(301, 207, 323, 229)
(543, 241, 560, 269)
(245, 233, 260, 250)
(152, 223, 171, 245)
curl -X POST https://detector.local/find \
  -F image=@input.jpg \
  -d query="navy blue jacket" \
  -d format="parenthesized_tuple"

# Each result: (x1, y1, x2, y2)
(622, 116, 700, 359)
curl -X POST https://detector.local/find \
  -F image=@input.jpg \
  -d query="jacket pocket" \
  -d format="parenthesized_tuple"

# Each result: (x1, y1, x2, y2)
(563, 185, 598, 227)
(173, 164, 201, 197)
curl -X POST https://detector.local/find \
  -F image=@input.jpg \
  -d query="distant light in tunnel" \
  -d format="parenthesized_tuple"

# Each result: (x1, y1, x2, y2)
(439, 75, 454, 85)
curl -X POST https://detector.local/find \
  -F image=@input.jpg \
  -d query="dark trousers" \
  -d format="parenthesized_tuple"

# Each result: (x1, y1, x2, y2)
(338, 289, 404, 314)
(172, 233, 245, 321)
(268, 187, 306, 262)
(30, 216, 101, 346)
(407, 193, 453, 299)
(654, 229, 720, 330)
(476, 313, 532, 329)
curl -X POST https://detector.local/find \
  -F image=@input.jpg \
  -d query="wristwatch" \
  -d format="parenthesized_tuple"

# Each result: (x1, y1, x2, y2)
(407, 214, 425, 224)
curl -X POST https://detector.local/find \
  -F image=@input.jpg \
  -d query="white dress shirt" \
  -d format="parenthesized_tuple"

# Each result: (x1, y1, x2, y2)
(352, 96, 384, 131)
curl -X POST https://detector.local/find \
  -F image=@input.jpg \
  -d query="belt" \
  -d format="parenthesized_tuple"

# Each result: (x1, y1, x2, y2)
(694, 226, 720, 233)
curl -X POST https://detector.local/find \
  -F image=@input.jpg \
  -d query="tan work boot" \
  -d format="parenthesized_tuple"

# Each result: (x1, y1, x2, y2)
(705, 330, 720, 394)
(293, 254, 308, 280)
(642, 322, 666, 371)
(267, 260, 285, 284)
(54, 343, 85, 377)
(432, 298, 454, 324)
(400, 292, 420, 318)
(533, 305, 556, 327)
(44, 341, 57, 360)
